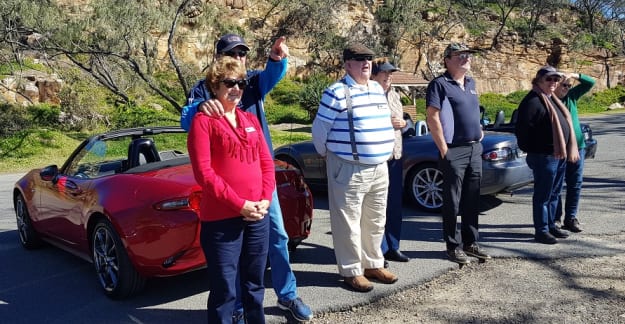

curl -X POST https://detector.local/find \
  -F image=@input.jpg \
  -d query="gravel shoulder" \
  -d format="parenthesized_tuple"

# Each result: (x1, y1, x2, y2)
(312, 238, 625, 323)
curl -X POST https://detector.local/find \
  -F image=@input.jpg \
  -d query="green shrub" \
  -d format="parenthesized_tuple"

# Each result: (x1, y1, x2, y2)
(0, 104, 30, 137)
(299, 73, 333, 120)
(269, 78, 302, 105)
(28, 104, 61, 127)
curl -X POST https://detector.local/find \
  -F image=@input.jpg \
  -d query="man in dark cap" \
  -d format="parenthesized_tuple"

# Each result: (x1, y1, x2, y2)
(370, 58, 410, 267)
(312, 43, 399, 292)
(426, 42, 491, 265)
(180, 33, 313, 322)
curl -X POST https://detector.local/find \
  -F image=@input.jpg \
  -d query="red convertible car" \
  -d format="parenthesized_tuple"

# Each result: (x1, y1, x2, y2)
(13, 126, 313, 299)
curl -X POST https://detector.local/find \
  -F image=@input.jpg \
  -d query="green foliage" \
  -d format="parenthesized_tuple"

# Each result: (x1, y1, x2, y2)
(299, 72, 333, 120)
(583, 85, 625, 113)
(479, 92, 525, 123)
(0, 104, 30, 137)
(269, 78, 302, 106)
(111, 105, 180, 129)
(270, 129, 312, 148)
(0, 58, 48, 75)
(28, 104, 60, 127)
(265, 103, 311, 124)
(0, 129, 81, 173)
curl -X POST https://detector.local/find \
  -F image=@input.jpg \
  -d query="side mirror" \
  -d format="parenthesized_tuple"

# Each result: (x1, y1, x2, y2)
(40, 165, 59, 182)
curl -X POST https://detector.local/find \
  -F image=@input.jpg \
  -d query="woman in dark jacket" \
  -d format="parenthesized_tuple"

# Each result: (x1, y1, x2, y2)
(515, 65, 579, 245)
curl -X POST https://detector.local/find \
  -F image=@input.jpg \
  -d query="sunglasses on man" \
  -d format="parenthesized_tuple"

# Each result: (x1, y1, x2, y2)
(223, 49, 248, 58)
(220, 79, 248, 88)
(350, 55, 373, 61)
(544, 76, 561, 82)
(451, 53, 473, 60)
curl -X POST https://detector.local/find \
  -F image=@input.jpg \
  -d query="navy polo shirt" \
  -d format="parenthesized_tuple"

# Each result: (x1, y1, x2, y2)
(426, 72, 482, 144)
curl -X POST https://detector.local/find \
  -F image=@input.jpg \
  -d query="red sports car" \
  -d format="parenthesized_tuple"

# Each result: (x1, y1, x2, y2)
(13, 126, 313, 299)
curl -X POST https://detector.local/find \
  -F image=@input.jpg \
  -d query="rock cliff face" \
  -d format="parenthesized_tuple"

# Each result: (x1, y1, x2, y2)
(4, 0, 624, 106)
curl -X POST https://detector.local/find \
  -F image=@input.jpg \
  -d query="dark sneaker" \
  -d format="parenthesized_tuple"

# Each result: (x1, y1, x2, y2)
(463, 243, 492, 260)
(562, 218, 583, 233)
(446, 248, 470, 264)
(550, 227, 569, 238)
(535, 232, 558, 244)
(277, 297, 313, 321)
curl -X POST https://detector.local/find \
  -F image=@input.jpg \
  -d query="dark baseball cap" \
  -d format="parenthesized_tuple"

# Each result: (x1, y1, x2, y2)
(535, 65, 564, 80)
(216, 33, 250, 53)
(443, 42, 476, 58)
(372, 61, 399, 75)
(343, 43, 375, 61)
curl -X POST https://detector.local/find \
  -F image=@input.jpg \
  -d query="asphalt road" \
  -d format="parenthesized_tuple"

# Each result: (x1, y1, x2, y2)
(1, 113, 624, 324)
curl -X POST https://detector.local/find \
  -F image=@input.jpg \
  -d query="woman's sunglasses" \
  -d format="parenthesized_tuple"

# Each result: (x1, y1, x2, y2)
(220, 79, 248, 88)
(544, 76, 561, 82)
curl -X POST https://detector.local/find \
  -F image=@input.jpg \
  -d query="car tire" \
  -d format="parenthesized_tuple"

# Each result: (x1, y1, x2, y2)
(405, 163, 443, 213)
(92, 219, 145, 299)
(15, 193, 43, 249)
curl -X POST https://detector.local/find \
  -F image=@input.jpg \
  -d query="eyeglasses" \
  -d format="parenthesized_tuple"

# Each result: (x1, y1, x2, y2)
(350, 55, 373, 61)
(223, 50, 248, 58)
(220, 78, 248, 88)
(544, 76, 561, 82)
(451, 53, 473, 60)
(562, 83, 572, 88)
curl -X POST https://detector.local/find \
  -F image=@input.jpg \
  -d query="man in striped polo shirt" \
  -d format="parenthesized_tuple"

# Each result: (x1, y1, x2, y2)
(311, 43, 398, 292)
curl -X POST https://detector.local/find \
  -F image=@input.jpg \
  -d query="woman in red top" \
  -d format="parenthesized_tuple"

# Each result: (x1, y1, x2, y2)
(187, 56, 275, 324)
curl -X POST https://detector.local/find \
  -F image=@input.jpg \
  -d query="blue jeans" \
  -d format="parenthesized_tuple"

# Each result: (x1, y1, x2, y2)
(526, 153, 567, 235)
(201, 215, 269, 324)
(556, 148, 585, 222)
(234, 188, 298, 314)
(381, 158, 403, 254)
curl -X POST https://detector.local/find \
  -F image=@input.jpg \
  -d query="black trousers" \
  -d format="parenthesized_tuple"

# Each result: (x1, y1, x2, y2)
(439, 142, 482, 250)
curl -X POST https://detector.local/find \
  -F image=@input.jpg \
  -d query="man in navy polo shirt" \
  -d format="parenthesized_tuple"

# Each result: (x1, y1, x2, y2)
(425, 43, 491, 265)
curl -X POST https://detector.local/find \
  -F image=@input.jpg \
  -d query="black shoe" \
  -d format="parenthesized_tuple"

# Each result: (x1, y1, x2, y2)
(383, 260, 389, 269)
(550, 227, 569, 238)
(562, 218, 583, 233)
(463, 243, 492, 260)
(384, 249, 409, 262)
(535, 232, 558, 244)
(446, 248, 470, 264)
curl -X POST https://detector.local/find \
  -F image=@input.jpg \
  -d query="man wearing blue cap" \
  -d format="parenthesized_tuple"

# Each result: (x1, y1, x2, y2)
(370, 58, 410, 267)
(180, 33, 313, 323)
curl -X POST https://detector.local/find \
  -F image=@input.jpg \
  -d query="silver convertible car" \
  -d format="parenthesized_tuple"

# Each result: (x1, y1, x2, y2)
(274, 121, 533, 212)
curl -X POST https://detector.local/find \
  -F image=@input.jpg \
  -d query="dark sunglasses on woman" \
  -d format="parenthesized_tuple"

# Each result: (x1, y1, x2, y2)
(220, 79, 248, 88)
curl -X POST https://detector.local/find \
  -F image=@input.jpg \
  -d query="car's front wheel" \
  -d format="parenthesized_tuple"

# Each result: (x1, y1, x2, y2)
(15, 193, 43, 249)
(92, 219, 145, 299)
(405, 163, 443, 213)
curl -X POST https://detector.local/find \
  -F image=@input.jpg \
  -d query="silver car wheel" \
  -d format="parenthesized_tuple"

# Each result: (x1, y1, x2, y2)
(408, 164, 443, 213)
(93, 222, 120, 293)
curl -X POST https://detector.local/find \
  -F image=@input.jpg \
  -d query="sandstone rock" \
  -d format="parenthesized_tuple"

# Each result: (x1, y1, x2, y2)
(607, 102, 624, 110)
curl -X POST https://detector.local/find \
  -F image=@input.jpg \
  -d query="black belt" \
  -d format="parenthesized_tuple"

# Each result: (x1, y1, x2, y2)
(447, 141, 478, 148)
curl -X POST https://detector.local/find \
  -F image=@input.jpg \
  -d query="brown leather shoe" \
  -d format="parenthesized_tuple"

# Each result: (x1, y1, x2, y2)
(364, 268, 398, 284)
(343, 275, 373, 292)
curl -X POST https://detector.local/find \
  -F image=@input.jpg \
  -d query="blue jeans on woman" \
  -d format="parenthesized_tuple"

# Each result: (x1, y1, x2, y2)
(201, 214, 269, 324)
(526, 153, 567, 235)
(555, 148, 585, 222)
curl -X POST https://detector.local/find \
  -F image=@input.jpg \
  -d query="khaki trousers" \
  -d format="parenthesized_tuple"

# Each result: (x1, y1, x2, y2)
(326, 151, 389, 277)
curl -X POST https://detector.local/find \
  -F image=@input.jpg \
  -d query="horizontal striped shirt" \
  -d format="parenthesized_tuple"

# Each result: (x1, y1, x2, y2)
(312, 74, 394, 165)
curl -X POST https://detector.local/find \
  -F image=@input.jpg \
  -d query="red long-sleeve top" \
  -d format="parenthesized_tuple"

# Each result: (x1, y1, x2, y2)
(187, 109, 275, 222)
